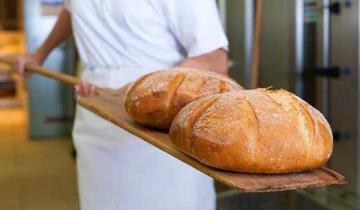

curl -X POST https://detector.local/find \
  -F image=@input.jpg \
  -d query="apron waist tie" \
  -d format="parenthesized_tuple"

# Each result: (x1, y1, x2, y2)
(80, 63, 158, 88)
(82, 63, 138, 72)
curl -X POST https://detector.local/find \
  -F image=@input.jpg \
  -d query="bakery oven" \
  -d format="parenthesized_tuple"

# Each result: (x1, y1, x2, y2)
(217, 0, 360, 209)
(23, 0, 76, 137)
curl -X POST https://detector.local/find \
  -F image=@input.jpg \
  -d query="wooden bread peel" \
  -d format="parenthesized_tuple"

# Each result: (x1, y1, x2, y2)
(251, 0, 262, 88)
(0, 56, 346, 192)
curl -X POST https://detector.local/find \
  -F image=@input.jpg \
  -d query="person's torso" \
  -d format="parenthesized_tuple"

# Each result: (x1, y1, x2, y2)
(68, 0, 186, 71)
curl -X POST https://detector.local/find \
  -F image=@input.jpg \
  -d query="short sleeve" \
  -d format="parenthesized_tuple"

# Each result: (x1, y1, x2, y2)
(63, 0, 71, 12)
(164, 0, 228, 58)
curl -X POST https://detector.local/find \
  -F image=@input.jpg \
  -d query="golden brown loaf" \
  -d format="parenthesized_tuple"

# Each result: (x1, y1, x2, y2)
(169, 89, 333, 174)
(124, 68, 244, 129)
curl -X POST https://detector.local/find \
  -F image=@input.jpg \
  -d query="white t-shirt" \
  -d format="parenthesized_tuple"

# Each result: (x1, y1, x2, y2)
(64, 0, 228, 71)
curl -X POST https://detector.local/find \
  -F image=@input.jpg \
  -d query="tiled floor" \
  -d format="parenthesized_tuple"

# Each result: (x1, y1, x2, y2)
(0, 107, 79, 210)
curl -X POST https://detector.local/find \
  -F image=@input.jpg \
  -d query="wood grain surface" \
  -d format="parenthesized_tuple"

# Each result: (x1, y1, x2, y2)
(79, 89, 346, 193)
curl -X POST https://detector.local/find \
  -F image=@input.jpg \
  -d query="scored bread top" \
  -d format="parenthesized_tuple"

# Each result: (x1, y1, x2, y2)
(169, 88, 333, 174)
(125, 68, 243, 129)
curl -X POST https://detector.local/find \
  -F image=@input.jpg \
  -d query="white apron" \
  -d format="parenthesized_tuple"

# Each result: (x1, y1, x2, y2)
(72, 66, 216, 210)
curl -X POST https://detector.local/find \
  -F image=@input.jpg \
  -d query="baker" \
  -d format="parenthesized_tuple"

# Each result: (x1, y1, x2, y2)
(15, 0, 228, 209)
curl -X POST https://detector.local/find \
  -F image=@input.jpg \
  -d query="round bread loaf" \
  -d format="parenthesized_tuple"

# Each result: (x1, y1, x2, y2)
(124, 68, 243, 129)
(169, 89, 333, 174)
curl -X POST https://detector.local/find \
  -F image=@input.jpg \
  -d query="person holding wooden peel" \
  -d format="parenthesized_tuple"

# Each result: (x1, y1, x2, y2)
(14, 0, 228, 210)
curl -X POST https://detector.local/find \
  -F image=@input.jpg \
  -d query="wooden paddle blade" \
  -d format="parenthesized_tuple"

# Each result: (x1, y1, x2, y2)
(78, 89, 346, 192)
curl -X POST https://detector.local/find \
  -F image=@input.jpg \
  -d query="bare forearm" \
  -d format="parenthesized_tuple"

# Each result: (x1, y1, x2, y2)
(178, 49, 229, 75)
(35, 9, 72, 62)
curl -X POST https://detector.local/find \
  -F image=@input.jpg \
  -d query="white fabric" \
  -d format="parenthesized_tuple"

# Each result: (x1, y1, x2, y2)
(65, 0, 228, 210)
(73, 68, 216, 210)
(64, 0, 228, 71)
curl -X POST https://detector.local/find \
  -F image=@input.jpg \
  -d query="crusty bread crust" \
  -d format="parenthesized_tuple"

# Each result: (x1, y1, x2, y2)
(169, 89, 333, 174)
(124, 68, 244, 129)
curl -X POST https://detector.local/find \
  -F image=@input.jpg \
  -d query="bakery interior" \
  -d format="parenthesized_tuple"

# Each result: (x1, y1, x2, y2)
(0, 0, 359, 209)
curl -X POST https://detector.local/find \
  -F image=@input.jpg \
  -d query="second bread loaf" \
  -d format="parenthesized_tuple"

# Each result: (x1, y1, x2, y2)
(124, 68, 243, 129)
